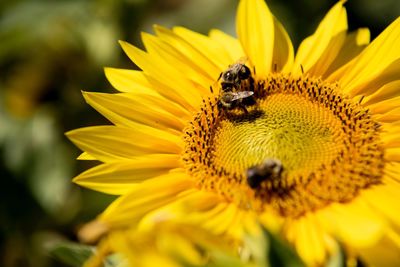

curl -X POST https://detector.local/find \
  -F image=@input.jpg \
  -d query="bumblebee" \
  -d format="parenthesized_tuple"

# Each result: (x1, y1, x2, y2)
(246, 159, 283, 189)
(217, 61, 255, 113)
(218, 62, 254, 92)
(219, 91, 254, 113)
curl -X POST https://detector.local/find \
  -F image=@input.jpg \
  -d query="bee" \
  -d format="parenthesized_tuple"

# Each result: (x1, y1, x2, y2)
(246, 159, 283, 189)
(218, 62, 254, 92)
(217, 61, 255, 113)
(219, 91, 254, 113)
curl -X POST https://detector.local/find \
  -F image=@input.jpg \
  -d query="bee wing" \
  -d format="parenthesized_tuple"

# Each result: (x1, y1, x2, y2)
(231, 91, 254, 101)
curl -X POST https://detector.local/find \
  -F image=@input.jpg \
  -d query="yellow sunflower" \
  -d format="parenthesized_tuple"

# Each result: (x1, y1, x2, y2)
(67, 0, 400, 266)
(84, 221, 243, 267)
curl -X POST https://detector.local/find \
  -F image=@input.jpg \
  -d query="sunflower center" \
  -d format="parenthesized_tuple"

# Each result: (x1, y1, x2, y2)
(214, 94, 345, 176)
(182, 74, 385, 217)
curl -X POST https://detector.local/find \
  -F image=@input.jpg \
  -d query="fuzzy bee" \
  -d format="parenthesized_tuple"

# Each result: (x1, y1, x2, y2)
(219, 91, 254, 113)
(246, 159, 283, 189)
(217, 61, 255, 113)
(218, 62, 254, 92)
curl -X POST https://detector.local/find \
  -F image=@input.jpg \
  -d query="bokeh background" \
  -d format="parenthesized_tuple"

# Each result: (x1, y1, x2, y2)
(0, 0, 398, 266)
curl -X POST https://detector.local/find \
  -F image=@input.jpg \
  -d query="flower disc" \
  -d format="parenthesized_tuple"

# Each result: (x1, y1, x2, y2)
(183, 73, 385, 217)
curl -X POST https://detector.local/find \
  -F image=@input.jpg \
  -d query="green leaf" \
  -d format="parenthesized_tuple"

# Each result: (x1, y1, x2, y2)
(48, 241, 94, 267)
(263, 228, 306, 267)
(48, 241, 123, 267)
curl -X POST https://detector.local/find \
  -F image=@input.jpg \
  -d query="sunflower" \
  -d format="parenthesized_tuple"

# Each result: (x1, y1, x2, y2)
(67, 0, 400, 266)
(83, 221, 242, 267)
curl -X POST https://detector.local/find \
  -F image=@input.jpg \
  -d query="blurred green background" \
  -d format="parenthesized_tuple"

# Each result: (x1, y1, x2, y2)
(0, 0, 398, 266)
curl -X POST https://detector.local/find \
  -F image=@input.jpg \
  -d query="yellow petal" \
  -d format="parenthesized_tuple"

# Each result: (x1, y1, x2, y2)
(202, 203, 239, 235)
(141, 32, 213, 93)
(175, 190, 223, 212)
(363, 80, 400, 106)
(109, 231, 182, 267)
(285, 215, 328, 266)
(236, 0, 274, 76)
(73, 155, 181, 195)
(104, 67, 158, 95)
(340, 17, 400, 96)
(368, 95, 400, 114)
(308, 31, 346, 77)
(66, 126, 182, 162)
(77, 220, 109, 244)
(224, 210, 248, 238)
(374, 107, 400, 123)
(83, 91, 186, 132)
(154, 25, 221, 80)
(141, 253, 181, 267)
(77, 152, 95, 160)
(358, 228, 400, 267)
(159, 233, 204, 265)
(381, 128, 400, 148)
(349, 58, 400, 98)
(307, 5, 349, 77)
(138, 190, 222, 230)
(173, 26, 232, 69)
(148, 196, 228, 229)
(100, 172, 194, 227)
(119, 40, 201, 111)
(208, 29, 245, 62)
(272, 16, 294, 73)
(184, 203, 230, 233)
(363, 179, 400, 227)
(385, 147, 400, 162)
(124, 93, 191, 121)
(293, 1, 347, 75)
(318, 198, 385, 248)
(325, 28, 370, 79)
(384, 161, 400, 179)
(259, 210, 284, 233)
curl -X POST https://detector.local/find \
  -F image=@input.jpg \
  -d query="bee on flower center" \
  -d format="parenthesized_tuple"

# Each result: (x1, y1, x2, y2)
(219, 91, 254, 112)
(217, 61, 255, 113)
(219, 62, 254, 92)
(246, 159, 284, 189)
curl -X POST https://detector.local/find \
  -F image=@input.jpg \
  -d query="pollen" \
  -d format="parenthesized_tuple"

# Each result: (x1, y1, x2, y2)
(182, 73, 385, 218)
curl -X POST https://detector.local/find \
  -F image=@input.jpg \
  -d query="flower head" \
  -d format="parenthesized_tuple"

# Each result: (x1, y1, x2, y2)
(67, 0, 400, 265)
(83, 222, 240, 267)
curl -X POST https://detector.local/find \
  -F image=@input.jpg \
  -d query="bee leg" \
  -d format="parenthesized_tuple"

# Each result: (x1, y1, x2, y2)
(240, 105, 248, 114)
(217, 72, 222, 81)
(248, 76, 255, 93)
(217, 102, 228, 117)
